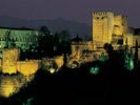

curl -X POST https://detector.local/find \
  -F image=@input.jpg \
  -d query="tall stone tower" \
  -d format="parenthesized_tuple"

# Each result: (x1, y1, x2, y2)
(92, 11, 128, 46)
(92, 12, 114, 46)
(112, 14, 128, 45)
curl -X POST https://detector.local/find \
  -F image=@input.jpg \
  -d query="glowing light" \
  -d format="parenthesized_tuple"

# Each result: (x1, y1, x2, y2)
(90, 66, 99, 75)
(49, 68, 55, 74)
(67, 60, 80, 69)
(126, 58, 134, 71)
(124, 53, 134, 71)
(129, 59, 134, 70)
(22, 97, 34, 105)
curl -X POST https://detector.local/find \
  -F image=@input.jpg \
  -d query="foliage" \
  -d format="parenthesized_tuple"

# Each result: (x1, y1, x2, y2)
(124, 52, 134, 71)
(89, 66, 100, 75)
(22, 97, 34, 105)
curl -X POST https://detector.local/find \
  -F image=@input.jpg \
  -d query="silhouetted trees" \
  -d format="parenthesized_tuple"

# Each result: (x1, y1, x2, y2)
(58, 30, 71, 54)
(37, 26, 71, 58)
(39, 26, 50, 35)
(134, 39, 138, 66)
(38, 26, 54, 57)
(5, 30, 16, 48)
(103, 43, 114, 57)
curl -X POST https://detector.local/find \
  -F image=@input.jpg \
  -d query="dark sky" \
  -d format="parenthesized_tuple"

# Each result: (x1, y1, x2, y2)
(0, 0, 140, 27)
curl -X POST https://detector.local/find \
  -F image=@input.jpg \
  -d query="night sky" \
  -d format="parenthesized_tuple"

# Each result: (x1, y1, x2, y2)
(0, 0, 140, 27)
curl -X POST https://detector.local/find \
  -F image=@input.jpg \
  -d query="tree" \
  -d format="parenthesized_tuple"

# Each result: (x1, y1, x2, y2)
(134, 39, 138, 66)
(61, 31, 71, 54)
(53, 32, 60, 55)
(40, 26, 50, 35)
(38, 26, 54, 58)
(59, 30, 70, 42)
(103, 43, 114, 56)
(5, 30, 15, 48)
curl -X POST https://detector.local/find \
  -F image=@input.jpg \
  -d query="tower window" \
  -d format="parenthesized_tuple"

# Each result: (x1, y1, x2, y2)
(114, 25, 119, 27)
(96, 17, 99, 19)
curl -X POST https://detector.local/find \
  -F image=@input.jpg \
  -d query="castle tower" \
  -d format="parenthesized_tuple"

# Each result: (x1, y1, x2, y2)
(2, 48, 20, 74)
(92, 12, 114, 46)
(92, 11, 128, 46)
(112, 14, 128, 45)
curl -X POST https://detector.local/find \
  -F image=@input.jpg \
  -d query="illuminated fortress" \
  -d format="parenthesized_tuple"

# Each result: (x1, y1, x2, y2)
(0, 11, 140, 98)
(0, 12, 139, 74)
(70, 11, 140, 66)
(0, 11, 139, 73)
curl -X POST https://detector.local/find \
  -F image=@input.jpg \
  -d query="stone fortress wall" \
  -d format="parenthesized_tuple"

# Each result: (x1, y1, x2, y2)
(0, 48, 64, 75)
(0, 48, 40, 76)
(0, 48, 64, 98)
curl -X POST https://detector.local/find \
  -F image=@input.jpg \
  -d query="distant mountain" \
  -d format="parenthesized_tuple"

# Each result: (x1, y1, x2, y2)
(0, 16, 91, 40)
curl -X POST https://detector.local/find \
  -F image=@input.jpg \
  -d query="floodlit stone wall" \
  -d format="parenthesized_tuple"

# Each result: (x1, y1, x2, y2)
(54, 56, 64, 69)
(1, 48, 40, 75)
(70, 41, 104, 65)
(0, 48, 65, 75)
(2, 48, 20, 74)
(17, 60, 40, 76)
(0, 74, 35, 98)
(71, 41, 95, 59)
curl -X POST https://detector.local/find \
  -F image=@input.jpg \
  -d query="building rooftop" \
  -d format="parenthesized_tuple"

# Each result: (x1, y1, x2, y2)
(71, 35, 83, 42)
(0, 26, 36, 31)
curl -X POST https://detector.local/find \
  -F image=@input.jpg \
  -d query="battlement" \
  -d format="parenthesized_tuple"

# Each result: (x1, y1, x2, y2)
(93, 12, 127, 21)
(93, 11, 113, 15)
(92, 11, 114, 18)
(114, 13, 127, 18)
(114, 15, 127, 22)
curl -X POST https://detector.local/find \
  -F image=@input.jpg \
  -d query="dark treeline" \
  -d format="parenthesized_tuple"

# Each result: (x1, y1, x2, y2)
(0, 44, 140, 105)
(20, 26, 71, 60)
